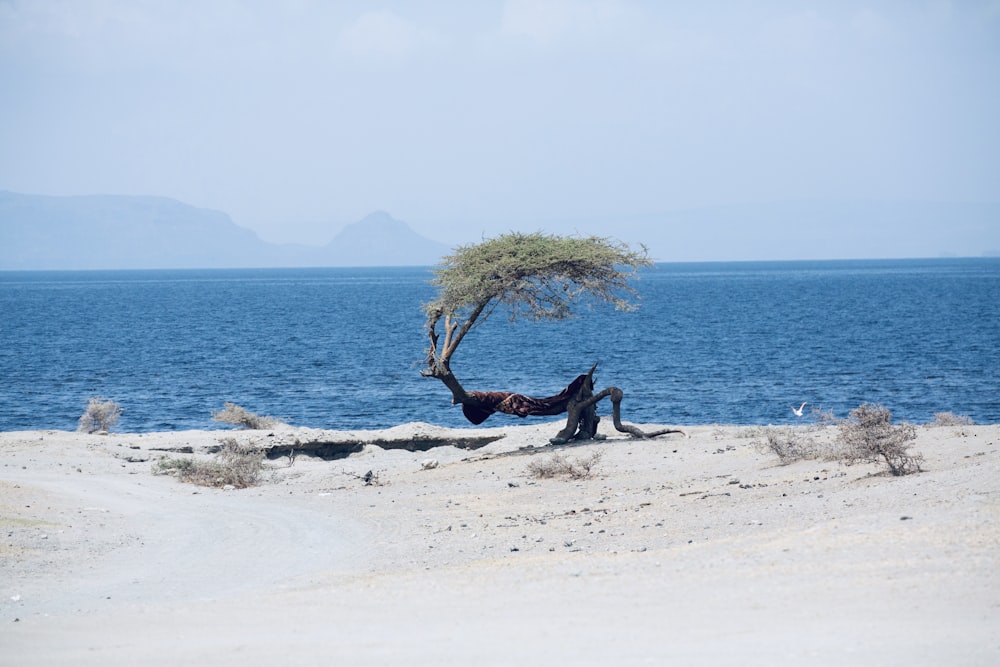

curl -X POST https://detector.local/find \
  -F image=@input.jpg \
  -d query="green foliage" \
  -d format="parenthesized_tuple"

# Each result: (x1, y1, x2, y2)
(77, 397, 122, 433)
(425, 232, 651, 324)
(837, 403, 922, 476)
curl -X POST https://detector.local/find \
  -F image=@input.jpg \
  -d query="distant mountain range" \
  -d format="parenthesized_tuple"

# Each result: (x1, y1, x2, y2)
(3, 191, 998, 269)
(0, 191, 450, 270)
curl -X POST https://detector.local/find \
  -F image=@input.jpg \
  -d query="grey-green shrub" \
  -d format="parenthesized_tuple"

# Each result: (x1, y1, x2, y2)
(153, 438, 265, 488)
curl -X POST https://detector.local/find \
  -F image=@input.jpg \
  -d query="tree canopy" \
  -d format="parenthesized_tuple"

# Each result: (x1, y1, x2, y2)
(422, 232, 651, 401)
(425, 232, 650, 325)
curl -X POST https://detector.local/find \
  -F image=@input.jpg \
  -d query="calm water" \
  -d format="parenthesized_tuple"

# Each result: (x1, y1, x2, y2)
(1, 259, 998, 432)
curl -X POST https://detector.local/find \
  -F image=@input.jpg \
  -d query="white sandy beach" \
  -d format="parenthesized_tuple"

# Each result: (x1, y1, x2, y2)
(1, 420, 998, 665)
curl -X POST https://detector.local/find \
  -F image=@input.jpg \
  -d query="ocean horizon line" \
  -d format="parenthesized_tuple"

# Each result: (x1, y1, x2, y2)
(2, 255, 998, 276)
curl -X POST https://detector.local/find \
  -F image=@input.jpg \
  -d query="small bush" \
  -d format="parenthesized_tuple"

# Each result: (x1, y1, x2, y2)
(77, 397, 122, 433)
(152, 456, 195, 477)
(809, 406, 838, 426)
(837, 403, 922, 476)
(930, 412, 974, 427)
(755, 427, 816, 465)
(526, 451, 603, 480)
(212, 402, 279, 430)
(153, 438, 265, 488)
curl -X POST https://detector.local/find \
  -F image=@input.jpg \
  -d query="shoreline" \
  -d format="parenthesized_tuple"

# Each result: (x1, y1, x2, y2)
(2, 421, 998, 665)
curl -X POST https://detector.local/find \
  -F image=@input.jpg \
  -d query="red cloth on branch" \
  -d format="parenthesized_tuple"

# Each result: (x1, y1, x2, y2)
(462, 373, 591, 425)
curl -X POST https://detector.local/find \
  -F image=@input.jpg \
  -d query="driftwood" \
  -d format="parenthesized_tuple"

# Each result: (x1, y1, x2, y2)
(460, 364, 686, 445)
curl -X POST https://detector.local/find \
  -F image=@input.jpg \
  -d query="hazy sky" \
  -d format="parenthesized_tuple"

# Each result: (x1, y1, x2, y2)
(2, 1, 998, 258)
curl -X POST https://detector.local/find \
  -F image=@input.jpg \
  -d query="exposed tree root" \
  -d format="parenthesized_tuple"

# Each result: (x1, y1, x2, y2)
(550, 368, 686, 445)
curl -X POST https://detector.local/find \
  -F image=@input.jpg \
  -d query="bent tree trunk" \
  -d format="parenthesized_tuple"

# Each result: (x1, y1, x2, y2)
(424, 352, 684, 444)
(546, 364, 686, 444)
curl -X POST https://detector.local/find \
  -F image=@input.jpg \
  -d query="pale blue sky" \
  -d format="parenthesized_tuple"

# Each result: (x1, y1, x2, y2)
(1, 1, 998, 260)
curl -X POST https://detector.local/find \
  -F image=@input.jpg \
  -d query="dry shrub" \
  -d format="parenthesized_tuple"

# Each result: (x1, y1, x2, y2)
(212, 402, 279, 430)
(77, 397, 122, 433)
(837, 403, 922, 476)
(153, 438, 265, 488)
(930, 411, 974, 427)
(755, 427, 816, 465)
(809, 406, 838, 425)
(526, 451, 603, 480)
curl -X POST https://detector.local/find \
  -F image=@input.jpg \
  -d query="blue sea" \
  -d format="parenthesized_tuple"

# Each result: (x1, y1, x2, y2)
(1, 258, 998, 432)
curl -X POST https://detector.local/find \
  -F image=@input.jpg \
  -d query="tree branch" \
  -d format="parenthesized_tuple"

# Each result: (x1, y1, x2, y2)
(442, 299, 490, 361)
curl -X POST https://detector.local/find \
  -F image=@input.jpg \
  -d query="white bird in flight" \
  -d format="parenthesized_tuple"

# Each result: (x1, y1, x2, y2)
(791, 402, 807, 417)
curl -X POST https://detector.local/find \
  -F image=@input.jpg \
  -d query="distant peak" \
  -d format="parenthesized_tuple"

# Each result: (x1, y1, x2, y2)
(356, 210, 398, 225)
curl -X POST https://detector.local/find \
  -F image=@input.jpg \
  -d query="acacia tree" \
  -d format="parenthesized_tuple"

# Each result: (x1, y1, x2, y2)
(422, 231, 683, 444)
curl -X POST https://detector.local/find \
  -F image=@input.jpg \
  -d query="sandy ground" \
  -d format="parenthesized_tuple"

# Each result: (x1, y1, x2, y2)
(1, 419, 998, 666)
